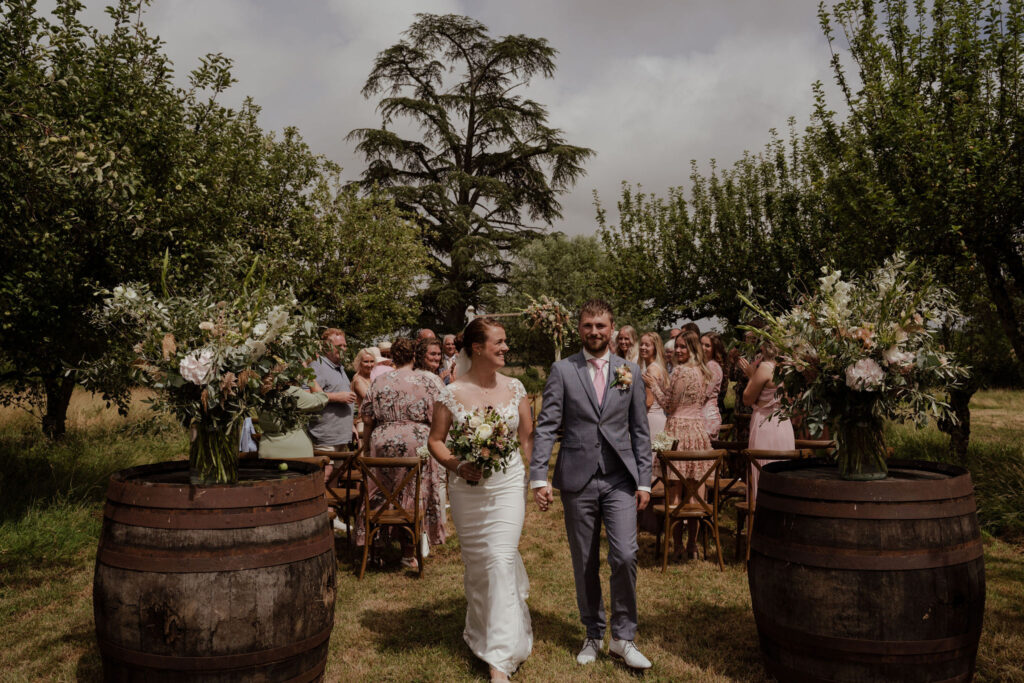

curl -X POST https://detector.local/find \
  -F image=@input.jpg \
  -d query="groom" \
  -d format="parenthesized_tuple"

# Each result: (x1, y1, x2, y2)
(531, 299, 653, 670)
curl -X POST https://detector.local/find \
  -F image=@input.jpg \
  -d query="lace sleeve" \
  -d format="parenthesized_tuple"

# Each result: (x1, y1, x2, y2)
(511, 378, 528, 406)
(437, 384, 460, 416)
(705, 361, 723, 402)
(648, 366, 675, 413)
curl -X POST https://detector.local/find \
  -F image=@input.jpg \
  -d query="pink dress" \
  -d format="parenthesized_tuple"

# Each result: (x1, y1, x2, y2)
(747, 362, 795, 500)
(650, 365, 713, 480)
(356, 368, 447, 546)
(643, 363, 668, 438)
(703, 360, 723, 437)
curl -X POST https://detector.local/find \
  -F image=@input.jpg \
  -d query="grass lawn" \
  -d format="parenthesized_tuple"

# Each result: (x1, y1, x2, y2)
(1, 390, 1022, 681)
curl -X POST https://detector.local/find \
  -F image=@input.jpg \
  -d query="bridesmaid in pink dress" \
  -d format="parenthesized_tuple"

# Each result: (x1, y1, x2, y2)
(740, 340, 795, 501)
(644, 331, 713, 558)
(638, 332, 668, 438)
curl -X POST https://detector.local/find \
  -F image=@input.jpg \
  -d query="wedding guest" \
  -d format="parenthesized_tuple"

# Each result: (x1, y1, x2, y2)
(682, 321, 701, 337)
(370, 339, 398, 381)
(416, 328, 436, 341)
(741, 339, 795, 500)
(440, 334, 458, 384)
(258, 380, 328, 460)
(731, 319, 766, 439)
(413, 336, 448, 554)
(351, 347, 379, 442)
(701, 332, 726, 438)
(307, 329, 357, 450)
(644, 331, 713, 559)
(702, 333, 730, 418)
(357, 337, 446, 569)
(615, 325, 639, 363)
(638, 332, 668, 438)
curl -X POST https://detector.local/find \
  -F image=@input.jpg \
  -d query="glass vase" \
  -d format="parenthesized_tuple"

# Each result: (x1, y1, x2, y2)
(188, 420, 240, 485)
(836, 401, 888, 481)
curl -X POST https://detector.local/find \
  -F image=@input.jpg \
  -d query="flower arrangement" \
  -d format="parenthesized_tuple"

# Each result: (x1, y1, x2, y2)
(88, 279, 321, 484)
(741, 254, 969, 480)
(446, 406, 520, 485)
(522, 295, 576, 360)
(651, 431, 676, 453)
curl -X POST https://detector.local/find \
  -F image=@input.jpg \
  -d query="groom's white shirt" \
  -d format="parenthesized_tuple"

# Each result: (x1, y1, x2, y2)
(530, 347, 651, 493)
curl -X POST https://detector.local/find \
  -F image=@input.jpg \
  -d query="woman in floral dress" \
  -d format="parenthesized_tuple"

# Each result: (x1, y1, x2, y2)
(357, 337, 445, 570)
(644, 331, 713, 559)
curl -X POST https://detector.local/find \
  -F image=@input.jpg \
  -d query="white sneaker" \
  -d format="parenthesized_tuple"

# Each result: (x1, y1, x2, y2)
(420, 532, 430, 559)
(608, 639, 652, 670)
(576, 638, 601, 665)
(332, 518, 348, 533)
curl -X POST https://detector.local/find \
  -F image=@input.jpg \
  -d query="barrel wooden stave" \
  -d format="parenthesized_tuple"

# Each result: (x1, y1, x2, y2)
(748, 459, 985, 683)
(94, 461, 335, 683)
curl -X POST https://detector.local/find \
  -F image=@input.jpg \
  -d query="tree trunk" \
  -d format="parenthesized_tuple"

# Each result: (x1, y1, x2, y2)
(976, 249, 1024, 371)
(937, 385, 976, 468)
(41, 373, 76, 439)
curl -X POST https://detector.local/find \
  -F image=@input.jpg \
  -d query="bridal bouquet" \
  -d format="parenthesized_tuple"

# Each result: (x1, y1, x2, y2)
(447, 406, 520, 485)
(741, 254, 968, 480)
(85, 277, 321, 484)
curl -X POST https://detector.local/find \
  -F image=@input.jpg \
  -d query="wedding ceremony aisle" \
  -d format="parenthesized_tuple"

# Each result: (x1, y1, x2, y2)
(2, 389, 1023, 682)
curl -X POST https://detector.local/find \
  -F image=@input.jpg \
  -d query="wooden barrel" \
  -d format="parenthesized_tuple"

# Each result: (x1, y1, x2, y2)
(748, 459, 985, 683)
(94, 460, 336, 682)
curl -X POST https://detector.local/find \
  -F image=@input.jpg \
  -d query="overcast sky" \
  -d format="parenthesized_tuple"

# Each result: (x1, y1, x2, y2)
(49, 0, 844, 235)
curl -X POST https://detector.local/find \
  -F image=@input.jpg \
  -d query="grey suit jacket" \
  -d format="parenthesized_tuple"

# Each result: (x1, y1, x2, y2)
(531, 351, 652, 493)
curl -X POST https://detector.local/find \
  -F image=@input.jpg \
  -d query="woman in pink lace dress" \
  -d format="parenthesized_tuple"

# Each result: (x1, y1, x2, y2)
(638, 332, 668, 438)
(644, 331, 713, 558)
(357, 338, 446, 570)
(740, 340, 795, 501)
(701, 333, 726, 438)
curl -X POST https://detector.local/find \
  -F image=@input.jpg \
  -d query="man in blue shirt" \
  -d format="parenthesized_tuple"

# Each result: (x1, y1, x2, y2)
(307, 328, 357, 449)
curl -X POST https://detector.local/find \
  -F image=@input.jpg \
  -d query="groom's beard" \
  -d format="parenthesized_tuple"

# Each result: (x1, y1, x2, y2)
(582, 336, 610, 354)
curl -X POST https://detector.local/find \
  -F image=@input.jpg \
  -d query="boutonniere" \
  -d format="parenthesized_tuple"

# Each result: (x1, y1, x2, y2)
(610, 365, 633, 391)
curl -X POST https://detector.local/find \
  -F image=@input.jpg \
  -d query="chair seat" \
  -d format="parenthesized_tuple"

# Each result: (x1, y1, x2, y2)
(369, 510, 418, 525)
(652, 503, 709, 518)
(326, 485, 361, 500)
(717, 478, 746, 497)
(734, 501, 750, 513)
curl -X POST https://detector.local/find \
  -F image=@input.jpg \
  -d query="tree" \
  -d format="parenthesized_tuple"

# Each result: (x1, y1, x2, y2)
(598, 128, 832, 329)
(810, 0, 1024, 370)
(349, 13, 594, 331)
(0, 0, 427, 436)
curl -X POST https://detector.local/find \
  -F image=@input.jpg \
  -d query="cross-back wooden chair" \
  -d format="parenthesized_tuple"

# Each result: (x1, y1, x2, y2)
(794, 439, 838, 457)
(318, 447, 361, 549)
(356, 455, 423, 579)
(652, 449, 726, 571)
(736, 448, 817, 564)
(637, 440, 677, 537)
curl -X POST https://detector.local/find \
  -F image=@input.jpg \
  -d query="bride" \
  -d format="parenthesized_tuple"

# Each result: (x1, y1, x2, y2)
(427, 317, 534, 681)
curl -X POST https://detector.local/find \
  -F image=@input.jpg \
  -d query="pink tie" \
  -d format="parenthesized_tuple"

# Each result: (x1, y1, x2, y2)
(589, 358, 607, 406)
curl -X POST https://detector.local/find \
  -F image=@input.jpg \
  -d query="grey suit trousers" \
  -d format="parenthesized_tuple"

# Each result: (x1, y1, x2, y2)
(560, 467, 638, 641)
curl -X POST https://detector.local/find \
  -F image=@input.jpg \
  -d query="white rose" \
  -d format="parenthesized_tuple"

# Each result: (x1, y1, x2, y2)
(113, 285, 125, 297)
(252, 322, 268, 338)
(124, 287, 138, 300)
(468, 414, 484, 429)
(199, 321, 214, 331)
(882, 346, 914, 366)
(845, 358, 885, 391)
(179, 348, 215, 385)
(475, 423, 494, 441)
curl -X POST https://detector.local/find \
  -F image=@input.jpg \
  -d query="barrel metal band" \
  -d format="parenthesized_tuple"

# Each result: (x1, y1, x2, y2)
(751, 537, 983, 570)
(755, 492, 979, 520)
(97, 531, 335, 572)
(104, 497, 327, 530)
(766, 660, 972, 683)
(757, 619, 982, 656)
(283, 658, 327, 683)
(761, 462, 974, 502)
(98, 623, 332, 671)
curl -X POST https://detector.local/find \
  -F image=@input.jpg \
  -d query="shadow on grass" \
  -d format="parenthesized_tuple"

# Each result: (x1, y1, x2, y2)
(358, 594, 466, 653)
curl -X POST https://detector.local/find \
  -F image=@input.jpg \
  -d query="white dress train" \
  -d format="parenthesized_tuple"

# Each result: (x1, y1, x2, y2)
(441, 380, 533, 676)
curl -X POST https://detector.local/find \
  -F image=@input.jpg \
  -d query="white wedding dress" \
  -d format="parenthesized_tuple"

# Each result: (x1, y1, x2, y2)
(440, 379, 533, 676)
